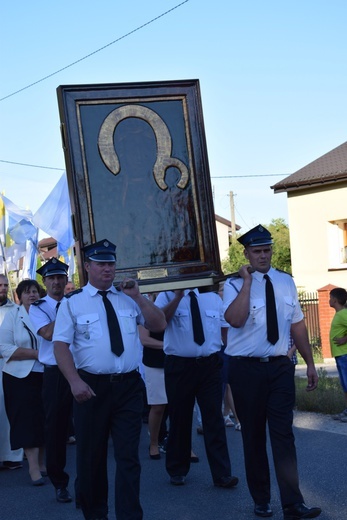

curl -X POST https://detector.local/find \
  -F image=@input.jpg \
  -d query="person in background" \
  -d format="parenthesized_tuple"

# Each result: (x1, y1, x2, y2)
(0, 279, 46, 485)
(139, 321, 167, 460)
(223, 224, 321, 520)
(329, 287, 347, 422)
(0, 273, 24, 470)
(29, 258, 73, 504)
(218, 283, 241, 431)
(53, 239, 166, 520)
(65, 281, 76, 294)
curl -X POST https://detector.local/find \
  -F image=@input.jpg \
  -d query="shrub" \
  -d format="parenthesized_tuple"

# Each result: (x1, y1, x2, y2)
(295, 368, 345, 415)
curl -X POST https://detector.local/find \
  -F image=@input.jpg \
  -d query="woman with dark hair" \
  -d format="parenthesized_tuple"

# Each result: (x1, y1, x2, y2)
(0, 279, 46, 485)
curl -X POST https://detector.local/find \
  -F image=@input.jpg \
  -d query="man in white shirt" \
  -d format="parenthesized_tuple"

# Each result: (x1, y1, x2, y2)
(29, 258, 72, 504)
(155, 288, 238, 489)
(53, 239, 166, 520)
(223, 224, 321, 520)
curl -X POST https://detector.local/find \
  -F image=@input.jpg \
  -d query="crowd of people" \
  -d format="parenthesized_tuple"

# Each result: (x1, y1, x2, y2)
(0, 225, 327, 520)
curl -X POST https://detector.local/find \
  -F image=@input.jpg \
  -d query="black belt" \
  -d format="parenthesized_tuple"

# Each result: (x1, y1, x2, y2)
(233, 355, 287, 363)
(44, 364, 59, 369)
(166, 352, 218, 362)
(78, 368, 139, 382)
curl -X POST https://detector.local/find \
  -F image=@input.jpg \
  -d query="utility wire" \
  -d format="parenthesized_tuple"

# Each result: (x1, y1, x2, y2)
(0, 0, 190, 102)
(0, 159, 64, 171)
(212, 174, 286, 178)
(0, 159, 288, 178)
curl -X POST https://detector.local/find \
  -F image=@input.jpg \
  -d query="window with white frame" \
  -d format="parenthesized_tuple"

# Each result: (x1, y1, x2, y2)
(327, 220, 347, 267)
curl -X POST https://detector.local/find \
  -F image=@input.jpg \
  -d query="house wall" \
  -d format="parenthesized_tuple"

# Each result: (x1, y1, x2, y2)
(215, 219, 230, 261)
(287, 183, 347, 292)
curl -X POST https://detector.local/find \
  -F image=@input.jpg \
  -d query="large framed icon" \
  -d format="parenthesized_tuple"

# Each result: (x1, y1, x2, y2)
(57, 79, 222, 291)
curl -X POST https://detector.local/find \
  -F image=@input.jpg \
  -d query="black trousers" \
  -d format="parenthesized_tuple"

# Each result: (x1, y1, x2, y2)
(228, 356, 304, 507)
(75, 370, 144, 520)
(164, 352, 232, 481)
(42, 366, 72, 489)
(3, 371, 45, 450)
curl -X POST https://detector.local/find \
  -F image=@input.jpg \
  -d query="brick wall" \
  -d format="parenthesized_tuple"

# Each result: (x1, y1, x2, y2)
(317, 284, 337, 359)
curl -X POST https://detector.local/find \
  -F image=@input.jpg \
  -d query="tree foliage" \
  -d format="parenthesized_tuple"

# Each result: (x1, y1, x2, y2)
(222, 218, 291, 274)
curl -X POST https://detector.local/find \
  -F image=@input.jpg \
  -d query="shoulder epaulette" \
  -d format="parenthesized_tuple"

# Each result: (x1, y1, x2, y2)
(226, 274, 240, 282)
(32, 299, 46, 306)
(274, 268, 293, 277)
(65, 288, 83, 298)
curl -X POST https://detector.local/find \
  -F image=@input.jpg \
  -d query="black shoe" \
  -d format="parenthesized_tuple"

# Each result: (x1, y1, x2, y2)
(196, 426, 204, 435)
(2, 461, 23, 470)
(56, 487, 72, 503)
(213, 475, 239, 488)
(254, 503, 273, 517)
(190, 455, 199, 463)
(149, 446, 161, 460)
(283, 502, 322, 520)
(31, 476, 45, 487)
(170, 476, 186, 486)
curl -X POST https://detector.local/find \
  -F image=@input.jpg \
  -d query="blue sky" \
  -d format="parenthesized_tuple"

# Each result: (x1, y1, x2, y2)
(1, 0, 347, 233)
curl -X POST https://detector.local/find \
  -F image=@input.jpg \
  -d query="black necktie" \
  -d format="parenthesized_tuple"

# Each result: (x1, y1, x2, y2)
(264, 274, 279, 345)
(98, 290, 124, 356)
(189, 291, 205, 346)
(55, 302, 61, 314)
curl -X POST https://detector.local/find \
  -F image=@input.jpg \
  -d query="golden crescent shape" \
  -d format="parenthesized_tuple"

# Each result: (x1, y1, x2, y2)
(98, 105, 189, 190)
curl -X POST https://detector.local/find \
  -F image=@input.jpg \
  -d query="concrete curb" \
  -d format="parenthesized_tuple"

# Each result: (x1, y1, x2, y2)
(294, 410, 347, 436)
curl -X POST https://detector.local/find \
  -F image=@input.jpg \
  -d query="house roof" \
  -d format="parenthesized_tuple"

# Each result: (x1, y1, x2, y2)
(271, 141, 347, 194)
(215, 214, 240, 231)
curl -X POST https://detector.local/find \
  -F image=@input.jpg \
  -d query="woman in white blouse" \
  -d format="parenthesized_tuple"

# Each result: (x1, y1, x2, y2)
(0, 279, 46, 485)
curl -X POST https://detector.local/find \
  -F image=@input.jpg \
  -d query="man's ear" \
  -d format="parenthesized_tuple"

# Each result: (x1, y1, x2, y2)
(243, 248, 248, 260)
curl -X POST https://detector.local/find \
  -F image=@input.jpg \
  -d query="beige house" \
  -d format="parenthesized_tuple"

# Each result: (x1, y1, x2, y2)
(214, 214, 241, 263)
(272, 141, 347, 292)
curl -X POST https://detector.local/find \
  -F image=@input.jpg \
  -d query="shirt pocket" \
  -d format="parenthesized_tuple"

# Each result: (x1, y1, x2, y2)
(284, 296, 296, 321)
(172, 309, 190, 331)
(204, 309, 219, 333)
(76, 313, 102, 340)
(117, 309, 138, 334)
(249, 298, 266, 325)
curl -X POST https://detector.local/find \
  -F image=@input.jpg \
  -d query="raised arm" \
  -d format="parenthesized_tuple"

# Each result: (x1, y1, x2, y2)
(120, 280, 166, 332)
(224, 266, 253, 328)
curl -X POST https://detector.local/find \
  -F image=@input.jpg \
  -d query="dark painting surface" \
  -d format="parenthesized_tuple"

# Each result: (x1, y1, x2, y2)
(79, 100, 200, 269)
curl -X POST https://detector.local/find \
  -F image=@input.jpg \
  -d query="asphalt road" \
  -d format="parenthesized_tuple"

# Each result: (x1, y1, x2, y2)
(0, 411, 345, 520)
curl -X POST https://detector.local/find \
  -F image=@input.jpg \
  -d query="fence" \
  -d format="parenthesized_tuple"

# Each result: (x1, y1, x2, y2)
(298, 291, 321, 354)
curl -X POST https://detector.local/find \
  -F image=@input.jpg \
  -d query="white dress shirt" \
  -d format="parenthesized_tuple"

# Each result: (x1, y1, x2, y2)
(223, 267, 303, 357)
(155, 289, 226, 357)
(29, 294, 60, 366)
(53, 282, 145, 374)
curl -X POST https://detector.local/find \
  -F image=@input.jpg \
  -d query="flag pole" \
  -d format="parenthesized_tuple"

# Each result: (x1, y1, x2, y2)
(0, 236, 14, 301)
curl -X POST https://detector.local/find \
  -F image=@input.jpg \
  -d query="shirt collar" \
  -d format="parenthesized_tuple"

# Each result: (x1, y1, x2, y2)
(87, 282, 118, 296)
(183, 288, 199, 297)
(252, 266, 275, 283)
(45, 294, 64, 308)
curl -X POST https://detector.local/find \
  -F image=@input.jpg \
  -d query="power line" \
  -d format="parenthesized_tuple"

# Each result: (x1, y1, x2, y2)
(0, 0, 190, 102)
(212, 174, 287, 178)
(0, 159, 289, 178)
(0, 159, 64, 171)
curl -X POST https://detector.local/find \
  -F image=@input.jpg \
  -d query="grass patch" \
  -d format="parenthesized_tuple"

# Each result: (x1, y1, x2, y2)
(296, 350, 324, 365)
(295, 368, 345, 415)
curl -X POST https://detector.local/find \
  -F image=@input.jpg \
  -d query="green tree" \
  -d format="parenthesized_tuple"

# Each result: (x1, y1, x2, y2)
(222, 218, 291, 274)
